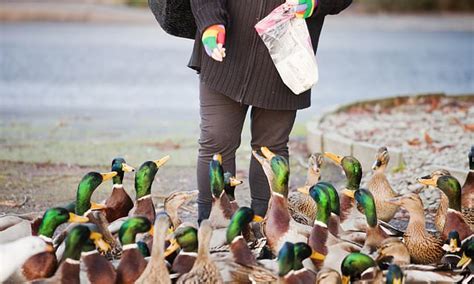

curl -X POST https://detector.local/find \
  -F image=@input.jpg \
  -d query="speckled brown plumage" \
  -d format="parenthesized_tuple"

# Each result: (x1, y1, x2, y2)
(82, 251, 117, 284)
(367, 172, 398, 222)
(104, 185, 134, 223)
(288, 191, 317, 226)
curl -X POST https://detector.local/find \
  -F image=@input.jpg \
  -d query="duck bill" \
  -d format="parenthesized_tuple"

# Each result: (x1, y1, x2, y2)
(46, 244, 54, 253)
(392, 277, 402, 284)
(457, 253, 472, 269)
(154, 155, 171, 168)
(342, 189, 355, 199)
(101, 171, 117, 181)
(229, 177, 243, 187)
(297, 186, 310, 195)
(261, 147, 276, 160)
(68, 212, 89, 223)
(386, 197, 402, 206)
(341, 275, 350, 284)
(148, 226, 154, 236)
(212, 153, 223, 165)
(90, 202, 107, 211)
(310, 250, 326, 261)
(164, 239, 180, 257)
(417, 176, 437, 187)
(90, 232, 111, 252)
(121, 163, 135, 172)
(324, 152, 343, 165)
(253, 215, 264, 223)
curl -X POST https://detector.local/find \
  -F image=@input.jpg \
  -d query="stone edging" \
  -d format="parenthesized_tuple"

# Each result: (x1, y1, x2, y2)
(306, 93, 470, 181)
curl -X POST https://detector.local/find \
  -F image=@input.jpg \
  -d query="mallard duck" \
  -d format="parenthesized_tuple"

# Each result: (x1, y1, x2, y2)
(132, 156, 171, 224)
(0, 236, 53, 283)
(340, 252, 376, 284)
(167, 225, 198, 274)
(385, 264, 404, 284)
(116, 216, 154, 284)
(164, 190, 199, 229)
(104, 158, 135, 223)
(21, 207, 89, 281)
(387, 193, 444, 264)
(284, 242, 318, 283)
(45, 224, 109, 283)
(80, 224, 116, 283)
(208, 154, 235, 229)
(323, 152, 366, 232)
(457, 234, 474, 272)
(288, 153, 323, 226)
(75, 171, 118, 216)
(252, 147, 310, 256)
(375, 237, 410, 268)
(367, 147, 399, 223)
(224, 172, 243, 212)
(418, 173, 473, 240)
(441, 230, 462, 268)
(135, 213, 172, 284)
(462, 146, 474, 229)
(354, 188, 390, 253)
(177, 219, 223, 283)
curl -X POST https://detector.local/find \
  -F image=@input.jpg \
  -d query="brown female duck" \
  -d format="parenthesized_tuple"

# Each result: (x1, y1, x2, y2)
(367, 147, 399, 222)
(387, 193, 444, 264)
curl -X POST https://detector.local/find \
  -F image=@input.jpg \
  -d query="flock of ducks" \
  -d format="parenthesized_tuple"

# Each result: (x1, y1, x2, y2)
(0, 145, 473, 283)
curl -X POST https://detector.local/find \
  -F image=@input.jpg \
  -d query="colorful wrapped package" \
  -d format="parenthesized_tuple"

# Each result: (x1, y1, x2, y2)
(255, 4, 319, 95)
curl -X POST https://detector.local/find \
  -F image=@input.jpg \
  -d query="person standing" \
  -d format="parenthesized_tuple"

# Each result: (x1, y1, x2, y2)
(189, 0, 352, 223)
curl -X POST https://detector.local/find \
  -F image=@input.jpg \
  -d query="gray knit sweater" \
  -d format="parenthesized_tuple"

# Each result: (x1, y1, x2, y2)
(189, 0, 352, 110)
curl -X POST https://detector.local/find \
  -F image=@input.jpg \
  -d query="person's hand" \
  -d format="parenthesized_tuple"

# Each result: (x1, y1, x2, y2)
(202, 24, 226, 62)
(287, 0, 317, 19)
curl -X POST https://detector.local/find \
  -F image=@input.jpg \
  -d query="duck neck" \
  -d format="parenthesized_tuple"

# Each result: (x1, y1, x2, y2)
(112, 172, 124, 186)
(75, 189, 93, 216)
(405, 206, 428, 237)
(435, 191, 448, 233)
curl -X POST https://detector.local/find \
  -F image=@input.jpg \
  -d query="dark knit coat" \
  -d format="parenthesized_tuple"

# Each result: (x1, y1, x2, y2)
(189, 0, 352, 110)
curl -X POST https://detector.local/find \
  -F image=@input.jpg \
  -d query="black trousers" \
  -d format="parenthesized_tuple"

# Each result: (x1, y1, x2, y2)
(197, 83, 297, 222)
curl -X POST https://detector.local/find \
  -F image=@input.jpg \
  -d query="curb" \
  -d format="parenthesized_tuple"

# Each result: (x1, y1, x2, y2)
(306, 93, 470, 177)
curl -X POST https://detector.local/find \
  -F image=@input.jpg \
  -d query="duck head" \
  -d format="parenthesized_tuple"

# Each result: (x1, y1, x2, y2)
(386, 264, 404, 284)
(62, 225, 99, 262)
(253, 147, 289, 197)
(118, 216, 154, 246)
(417, 173, 461, 211)
(457, 237, 473, 270)
(135, 156, 170, 199)
(209, 154, 225, 198)
(307, 183, 331, 225)
(75, 171, 117, 216)
(442, 230, 461, 253)
(341, 252, 376, 284)
(167, 225, 198, 256)
(278, 242, 295, 277)
(324, 152, 362, 193)
(293, 242, 313, 270)
(226, 207, 263, 244)
(224, 172, 243, 201)
(111, 157, 135, 185)
(307, 153, 323, 184)
(355, 188, 378, 228)
(80, 224, 111, 253)
(38, 207, 89, 238)
(300, 181, 340, 217)
(164, 190, 198, 213)
(386, 193, 424, 215)
(372, 147, 390, 172)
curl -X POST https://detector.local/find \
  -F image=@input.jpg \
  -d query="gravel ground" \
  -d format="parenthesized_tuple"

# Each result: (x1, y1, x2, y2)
(319, 95, 473, 227)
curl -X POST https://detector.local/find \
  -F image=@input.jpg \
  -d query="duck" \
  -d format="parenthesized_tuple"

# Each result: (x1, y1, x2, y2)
(224, 171, 243, 212)
(208, 154, 236, 229)
(340, 252, 376, 284)
(44, 224, 109, 283)
(354, 188, 390, 254)
(222, 206, 276, 283)
(0, 236, 53, 283)
(367, 147, 399, 222)
(131, 156, 171, 224)
(417, 173, 473, 240)
(80, 224, 116, 284)
(323, 152, 366, 232)
(116, 216, 154, 284)
(75, 171, 118, 216)
(457, 234, 474, 272)
(385, 264, 404, 284)
(461, 146, 474, 229)
(104, 158, 135, 223)
(387, 193, 444, 264)
(177, 219, 224, 283)
(163, 190, 199, 229)
(288, 153, 323, 225)
(375, 237, 410, 268)
(284, 242, 318, 283)
(252, 147, 310, 256)
(441, 230, 462, 268)
(21, 207, 89, 281)
(167, 225, 198, 274)
(135, 213, 172, 284)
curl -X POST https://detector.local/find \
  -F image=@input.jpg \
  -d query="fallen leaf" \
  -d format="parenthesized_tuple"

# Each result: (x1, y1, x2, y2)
(407, 138, 421, 146)
(464, 124, 474, 132)
(424, 132, 433, 145)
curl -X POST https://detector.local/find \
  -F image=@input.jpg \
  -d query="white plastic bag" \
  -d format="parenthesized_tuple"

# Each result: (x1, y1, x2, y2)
(255, 4, 319, 95)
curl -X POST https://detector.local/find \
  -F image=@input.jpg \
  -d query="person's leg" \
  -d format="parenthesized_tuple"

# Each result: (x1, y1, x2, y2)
(249, 107, 297, 216)
(197, 83, 248, 223)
